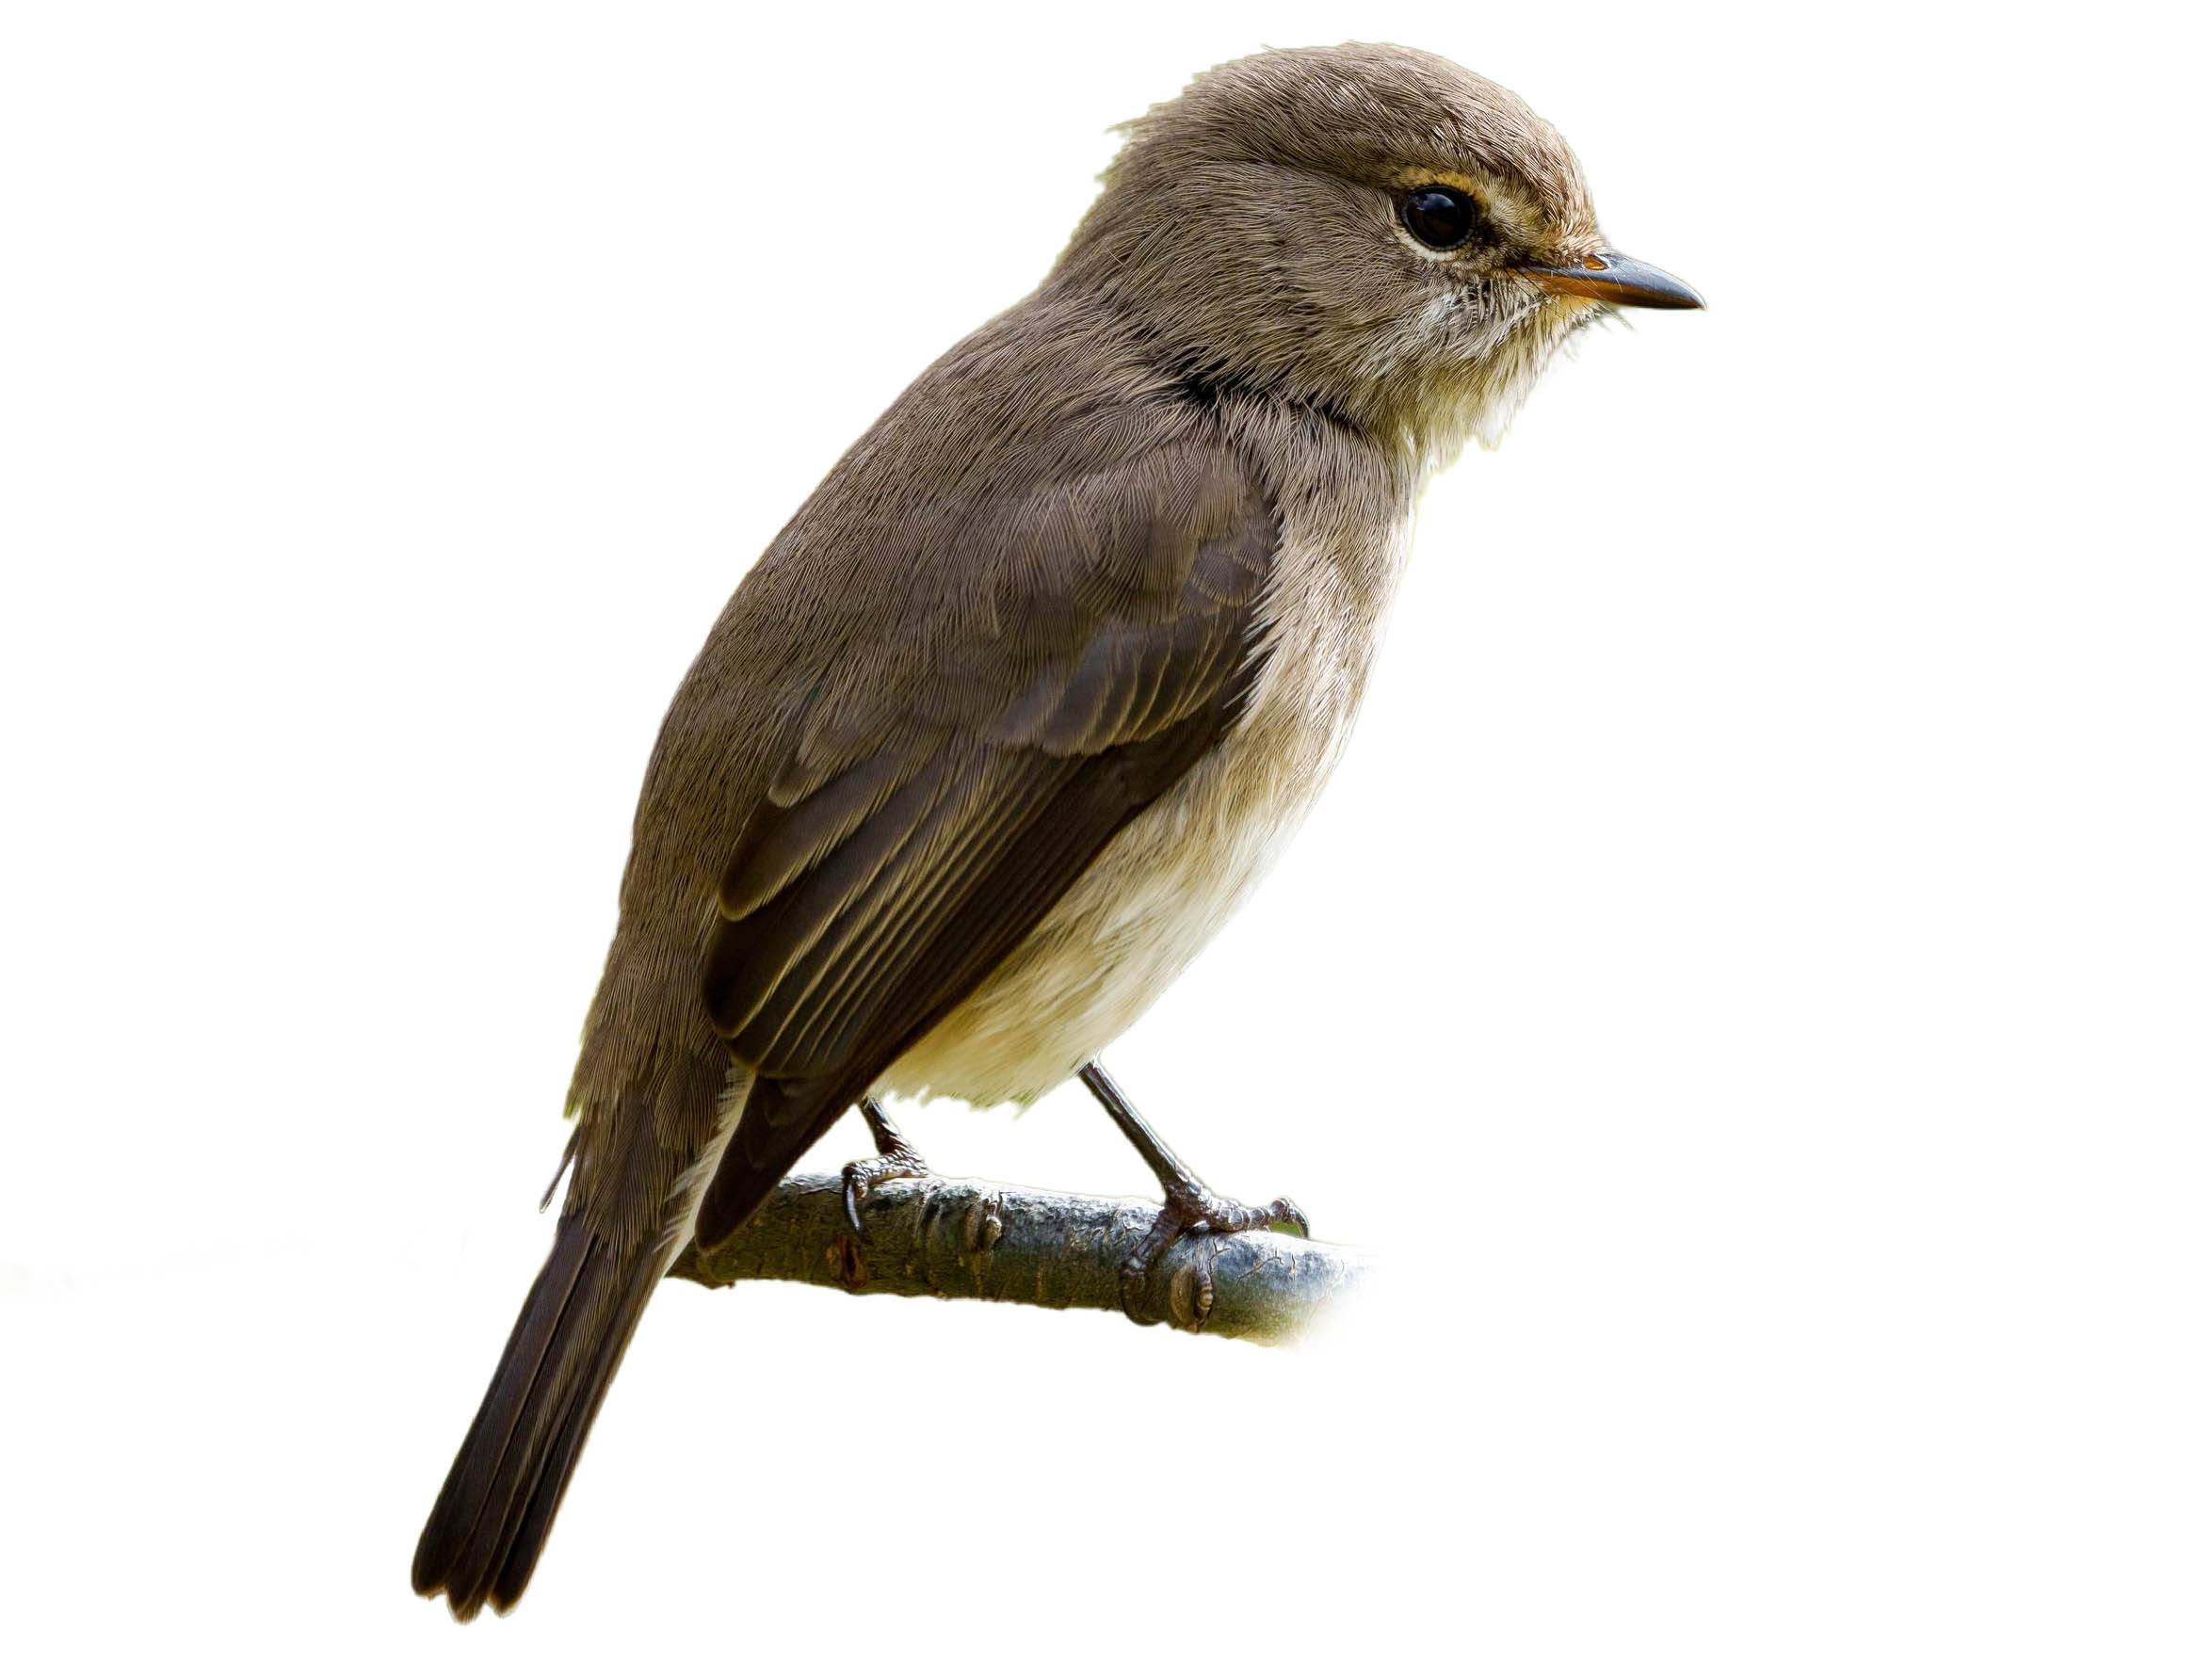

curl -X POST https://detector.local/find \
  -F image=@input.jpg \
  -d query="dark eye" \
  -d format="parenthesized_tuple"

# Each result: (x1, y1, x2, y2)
(1401, 185, 1478, 251)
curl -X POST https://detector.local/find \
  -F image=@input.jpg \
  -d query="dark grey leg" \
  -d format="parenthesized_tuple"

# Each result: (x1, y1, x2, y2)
(841, 1098, 931, 1234)
(1078, 1060, 1308, 1319)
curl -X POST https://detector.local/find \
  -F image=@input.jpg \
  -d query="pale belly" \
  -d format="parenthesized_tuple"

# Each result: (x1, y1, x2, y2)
(875, 523, 1401, 1108)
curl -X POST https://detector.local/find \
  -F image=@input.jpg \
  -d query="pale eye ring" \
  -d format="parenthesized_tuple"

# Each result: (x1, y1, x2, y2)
(1400, 185, 1479, 251)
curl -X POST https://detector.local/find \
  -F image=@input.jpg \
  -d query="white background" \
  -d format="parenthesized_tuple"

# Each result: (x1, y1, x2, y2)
(3, 2, 2205, 1652)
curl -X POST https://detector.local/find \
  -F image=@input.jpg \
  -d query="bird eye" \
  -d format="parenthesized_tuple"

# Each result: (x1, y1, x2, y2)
(1401, 185, 1479, 251)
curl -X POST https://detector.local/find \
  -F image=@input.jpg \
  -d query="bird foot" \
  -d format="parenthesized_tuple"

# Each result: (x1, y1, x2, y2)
(841, 1100, 931, 1235)
(1120, 1181, 1308, 1327)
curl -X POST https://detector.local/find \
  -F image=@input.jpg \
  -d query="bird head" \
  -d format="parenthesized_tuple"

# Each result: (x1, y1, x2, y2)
(1051, 42, 1702, 463)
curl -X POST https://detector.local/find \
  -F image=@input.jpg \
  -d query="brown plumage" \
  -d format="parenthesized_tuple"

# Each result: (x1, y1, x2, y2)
(413, 41, 1700, 1619)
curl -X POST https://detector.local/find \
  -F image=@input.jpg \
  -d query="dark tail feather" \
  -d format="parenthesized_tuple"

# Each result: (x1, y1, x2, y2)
(412, 1212, 668, 1620)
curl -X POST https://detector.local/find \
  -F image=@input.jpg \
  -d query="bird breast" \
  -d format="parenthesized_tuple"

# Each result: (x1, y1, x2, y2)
(876, 496, 1413, 1109)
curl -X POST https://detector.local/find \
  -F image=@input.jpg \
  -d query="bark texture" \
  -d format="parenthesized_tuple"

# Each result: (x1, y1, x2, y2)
(668, 1173, 1364, 1345)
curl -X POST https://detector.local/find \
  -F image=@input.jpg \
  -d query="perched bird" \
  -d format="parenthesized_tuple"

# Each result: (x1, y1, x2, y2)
(413, 41, 1702, 1619)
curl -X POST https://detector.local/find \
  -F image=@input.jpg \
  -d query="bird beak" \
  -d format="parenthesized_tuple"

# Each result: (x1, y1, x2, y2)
(1519, 251, 1704, 311)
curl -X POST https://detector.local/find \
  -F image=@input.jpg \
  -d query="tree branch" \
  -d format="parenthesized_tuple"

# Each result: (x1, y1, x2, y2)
(667, 1172, 1364, 1345)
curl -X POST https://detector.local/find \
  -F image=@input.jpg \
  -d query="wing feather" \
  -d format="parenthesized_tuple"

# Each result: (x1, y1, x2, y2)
(690, 441, 1277, 1247)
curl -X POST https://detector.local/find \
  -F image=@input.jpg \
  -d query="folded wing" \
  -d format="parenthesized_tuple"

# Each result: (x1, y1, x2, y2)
(691, 442, 1277, 1246)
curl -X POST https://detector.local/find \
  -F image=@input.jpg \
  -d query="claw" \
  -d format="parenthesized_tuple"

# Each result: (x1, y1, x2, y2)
(1119, 1182, 1313, 1328)
(839, 1100, 931, 1240)
(838, 1151, 929, 1238)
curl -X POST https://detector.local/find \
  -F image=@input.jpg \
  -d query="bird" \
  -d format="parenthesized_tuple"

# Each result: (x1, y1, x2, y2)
(412, 40, 1702, 1619)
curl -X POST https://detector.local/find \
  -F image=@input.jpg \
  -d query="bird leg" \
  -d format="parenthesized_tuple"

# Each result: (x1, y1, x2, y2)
(840, 1098, 932, 1234)
(1078, 1061, 1308, 1324)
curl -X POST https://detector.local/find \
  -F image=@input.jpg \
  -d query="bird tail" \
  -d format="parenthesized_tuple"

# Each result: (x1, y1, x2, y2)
(411, 1209, 672, 1620)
